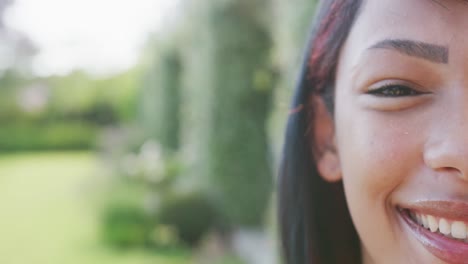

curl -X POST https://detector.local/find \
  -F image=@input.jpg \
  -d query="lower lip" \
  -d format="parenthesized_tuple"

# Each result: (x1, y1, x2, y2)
(400, 209, 468, 264)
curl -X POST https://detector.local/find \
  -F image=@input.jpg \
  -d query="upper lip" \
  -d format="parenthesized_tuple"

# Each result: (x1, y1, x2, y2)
(402, 200, 468, 221)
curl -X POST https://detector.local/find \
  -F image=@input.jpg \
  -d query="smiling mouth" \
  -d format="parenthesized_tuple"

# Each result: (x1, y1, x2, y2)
(399, 202, 468, 264)
(407, 210, 468, 242)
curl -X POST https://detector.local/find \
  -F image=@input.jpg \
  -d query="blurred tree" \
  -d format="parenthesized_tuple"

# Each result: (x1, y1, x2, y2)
(48, 69, 139, 125)
(181, 0, 275, 228)
(120, 0, 317, 253)
(157, 50, 182, 152)
(139, 61, 160, 139)
(138, 48, 182, 153)
(207, 1, 274, 228)
(0, 69, 27, 122)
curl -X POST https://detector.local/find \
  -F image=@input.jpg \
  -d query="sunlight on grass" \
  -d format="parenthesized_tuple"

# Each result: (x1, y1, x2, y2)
(0, 152, 190, 264)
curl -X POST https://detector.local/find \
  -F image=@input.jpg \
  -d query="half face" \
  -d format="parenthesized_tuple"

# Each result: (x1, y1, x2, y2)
(331, 0, 468, 263)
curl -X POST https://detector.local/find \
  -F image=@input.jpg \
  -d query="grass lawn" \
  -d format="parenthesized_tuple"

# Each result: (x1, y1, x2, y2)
(0, 151, 190, 264)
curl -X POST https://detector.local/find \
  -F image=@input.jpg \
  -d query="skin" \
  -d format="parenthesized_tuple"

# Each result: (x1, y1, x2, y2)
(316, 0, 468, 263)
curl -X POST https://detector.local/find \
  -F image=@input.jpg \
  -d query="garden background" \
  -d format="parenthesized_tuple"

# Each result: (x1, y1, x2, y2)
(0, 0, 316, 263)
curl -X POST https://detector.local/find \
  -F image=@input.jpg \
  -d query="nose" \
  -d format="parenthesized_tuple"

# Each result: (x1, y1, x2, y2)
(423, 106, 468, 181)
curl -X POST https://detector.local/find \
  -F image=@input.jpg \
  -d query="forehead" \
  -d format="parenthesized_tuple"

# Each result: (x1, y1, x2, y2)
(343, 0, 468, 56)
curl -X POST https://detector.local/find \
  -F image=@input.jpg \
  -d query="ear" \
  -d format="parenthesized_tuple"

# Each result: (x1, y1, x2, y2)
(309, 95, 342, 182)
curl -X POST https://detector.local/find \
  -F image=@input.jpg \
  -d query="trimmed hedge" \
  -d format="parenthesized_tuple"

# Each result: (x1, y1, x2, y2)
(0, 122, 97, 152)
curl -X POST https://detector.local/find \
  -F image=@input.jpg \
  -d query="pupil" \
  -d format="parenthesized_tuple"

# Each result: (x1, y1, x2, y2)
(384, 86, 412, 96)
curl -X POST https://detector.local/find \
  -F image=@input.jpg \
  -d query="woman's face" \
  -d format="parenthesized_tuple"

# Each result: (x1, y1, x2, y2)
(331, 0, 468, 263)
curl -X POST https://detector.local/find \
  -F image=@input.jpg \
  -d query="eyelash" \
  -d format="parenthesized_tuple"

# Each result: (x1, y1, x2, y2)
(367, 84, 421, 97)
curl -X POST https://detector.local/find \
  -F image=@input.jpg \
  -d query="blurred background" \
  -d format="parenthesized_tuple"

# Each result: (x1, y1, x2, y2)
(0, 0, 316, 263)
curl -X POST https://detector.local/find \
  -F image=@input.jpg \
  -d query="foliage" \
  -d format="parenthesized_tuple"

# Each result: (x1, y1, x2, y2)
(173, 0, 277, 229)
(101, 139, 192, 250)
(0, 0, 321, 262)
(100, 178, 153, 249)
(0, 67, 142, 151)
(116, 140, 182, 188)
(157, 192, 219, 247)
(48, 69, 141, 124)
(0, 122, 97, 151)
(156, 51, 182, 151)
(102, 202, 153, 248)
(138, 48, 182, 152)
(212, 255, 246, 264)
(202, 0, 275, 228)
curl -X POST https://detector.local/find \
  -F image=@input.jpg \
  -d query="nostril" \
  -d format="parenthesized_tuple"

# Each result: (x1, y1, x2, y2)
(439, 167, 460, 173)
(436, 167, 466, 180)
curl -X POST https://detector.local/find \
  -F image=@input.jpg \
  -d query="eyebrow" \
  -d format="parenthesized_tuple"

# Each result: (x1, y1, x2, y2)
(368, 39, 449, 64)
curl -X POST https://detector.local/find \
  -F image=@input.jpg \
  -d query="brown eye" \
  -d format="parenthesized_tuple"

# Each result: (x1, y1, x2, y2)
(367, 85, 420, 97)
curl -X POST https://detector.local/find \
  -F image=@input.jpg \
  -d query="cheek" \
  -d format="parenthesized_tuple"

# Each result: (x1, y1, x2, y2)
(335, 111, 427, 260)
(336, 112, 423, 201)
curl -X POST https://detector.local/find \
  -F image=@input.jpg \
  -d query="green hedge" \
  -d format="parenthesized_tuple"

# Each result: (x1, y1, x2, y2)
(0, 122, 97, 152)
(157, 192, 219, 246)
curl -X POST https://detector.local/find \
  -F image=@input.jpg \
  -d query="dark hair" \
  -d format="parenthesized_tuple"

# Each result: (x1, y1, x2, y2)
(278, 1, 363, 264)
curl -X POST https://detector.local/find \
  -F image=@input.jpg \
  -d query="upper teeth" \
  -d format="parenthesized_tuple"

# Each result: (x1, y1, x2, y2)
(413, 212, 468, 240)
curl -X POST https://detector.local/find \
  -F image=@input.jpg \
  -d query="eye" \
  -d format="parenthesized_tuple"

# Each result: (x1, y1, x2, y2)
(367, 84, 422, 97)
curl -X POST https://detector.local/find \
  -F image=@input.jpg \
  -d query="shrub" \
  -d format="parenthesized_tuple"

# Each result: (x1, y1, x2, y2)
(102, 203, 152, 248)
(101, 182, 154, 248)
(157, 192, 219, 247)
